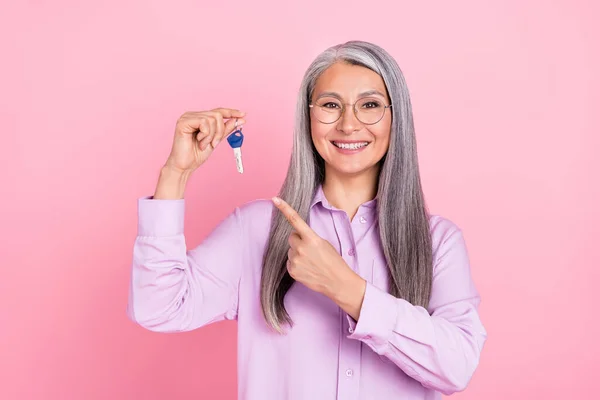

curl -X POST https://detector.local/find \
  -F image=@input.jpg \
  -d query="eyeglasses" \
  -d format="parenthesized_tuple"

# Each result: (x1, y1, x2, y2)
(309, 97, 392, 125)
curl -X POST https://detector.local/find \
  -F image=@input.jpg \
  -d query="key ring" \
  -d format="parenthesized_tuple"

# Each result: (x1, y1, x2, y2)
(232, 118, 242, 134)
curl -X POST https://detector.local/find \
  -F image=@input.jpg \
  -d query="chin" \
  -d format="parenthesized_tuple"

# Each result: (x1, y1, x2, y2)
(327, 160, 380, 177)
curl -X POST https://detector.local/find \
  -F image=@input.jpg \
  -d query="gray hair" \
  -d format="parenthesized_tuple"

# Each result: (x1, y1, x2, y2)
(260, 40, 433, 333)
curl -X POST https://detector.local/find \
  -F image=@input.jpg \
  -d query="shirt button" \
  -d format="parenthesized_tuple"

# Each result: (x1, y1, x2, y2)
(348, 248, 356, 256)
(345, 369, 353, 377)
(359, 216, 367, 224)
(348, 326, 354, 334)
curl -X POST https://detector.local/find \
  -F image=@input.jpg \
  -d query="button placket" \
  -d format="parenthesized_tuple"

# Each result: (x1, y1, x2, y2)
(334, 212, 359, 273)
(335, 242, 361, 399)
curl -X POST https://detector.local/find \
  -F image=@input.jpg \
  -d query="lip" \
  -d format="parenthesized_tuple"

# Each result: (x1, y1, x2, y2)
(330, 140, 371, 155)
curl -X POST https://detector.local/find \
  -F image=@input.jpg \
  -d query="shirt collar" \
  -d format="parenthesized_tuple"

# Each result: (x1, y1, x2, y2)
(310, 184, 378, 211)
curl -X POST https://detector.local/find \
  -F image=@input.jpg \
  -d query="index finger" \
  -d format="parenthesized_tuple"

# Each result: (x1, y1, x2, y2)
(211, 108, 246, 119)
(272, 197, 313, 237)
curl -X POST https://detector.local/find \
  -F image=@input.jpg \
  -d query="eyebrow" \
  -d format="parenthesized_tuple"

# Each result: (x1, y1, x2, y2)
(315, 90, 388, 100)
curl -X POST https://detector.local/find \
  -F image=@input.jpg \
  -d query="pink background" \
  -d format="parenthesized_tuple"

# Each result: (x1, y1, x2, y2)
(2, 0, 598, 399)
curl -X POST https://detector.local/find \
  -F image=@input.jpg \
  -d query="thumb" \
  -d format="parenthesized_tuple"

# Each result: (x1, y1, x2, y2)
(224, 118, 244, 137)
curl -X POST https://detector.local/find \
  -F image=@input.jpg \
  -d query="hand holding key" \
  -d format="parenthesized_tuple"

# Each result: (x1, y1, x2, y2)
(164, 108, 246, 175)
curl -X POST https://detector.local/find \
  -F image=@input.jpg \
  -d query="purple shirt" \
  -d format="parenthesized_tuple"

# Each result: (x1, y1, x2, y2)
(127, 186, 487, 399)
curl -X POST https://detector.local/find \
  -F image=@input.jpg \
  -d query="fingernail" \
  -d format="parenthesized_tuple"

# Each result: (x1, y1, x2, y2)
(272, 197, 281, 205)
(213, 139, 220, 146)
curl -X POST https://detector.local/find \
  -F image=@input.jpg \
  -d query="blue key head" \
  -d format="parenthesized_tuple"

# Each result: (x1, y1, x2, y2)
(227, 129, 244, 148)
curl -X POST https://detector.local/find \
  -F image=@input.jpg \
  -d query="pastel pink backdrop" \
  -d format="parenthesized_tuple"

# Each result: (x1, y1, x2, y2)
(1, 1, 598, 399)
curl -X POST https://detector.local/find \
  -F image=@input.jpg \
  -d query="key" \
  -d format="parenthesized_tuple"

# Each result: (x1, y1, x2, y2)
(227, 127, 244, 174)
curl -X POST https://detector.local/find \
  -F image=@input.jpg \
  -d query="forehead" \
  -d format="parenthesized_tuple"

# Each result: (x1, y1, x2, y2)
(313, 62, 388, 98)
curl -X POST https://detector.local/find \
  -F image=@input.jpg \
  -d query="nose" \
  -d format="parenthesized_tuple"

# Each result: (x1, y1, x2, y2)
(336, 105, 361, 135)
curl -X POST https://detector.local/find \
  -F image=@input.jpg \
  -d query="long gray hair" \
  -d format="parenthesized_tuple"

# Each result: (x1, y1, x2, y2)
(260, 40, 433, 333)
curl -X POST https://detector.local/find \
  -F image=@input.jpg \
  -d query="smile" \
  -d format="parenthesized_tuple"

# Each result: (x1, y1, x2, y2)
(331, 141, 370, 150)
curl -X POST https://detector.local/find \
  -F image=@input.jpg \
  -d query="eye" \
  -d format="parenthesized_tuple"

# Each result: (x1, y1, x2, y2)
(321, 102, 341, 109)
(361, 101, 381, 109)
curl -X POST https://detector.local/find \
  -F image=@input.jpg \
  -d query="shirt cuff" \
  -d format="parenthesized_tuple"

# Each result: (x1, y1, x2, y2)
(346, 282, 398, 353)
(137, 196, 185, 237)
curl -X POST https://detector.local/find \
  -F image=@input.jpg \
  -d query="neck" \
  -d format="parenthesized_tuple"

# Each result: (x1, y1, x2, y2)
(322, 165, 379, 220)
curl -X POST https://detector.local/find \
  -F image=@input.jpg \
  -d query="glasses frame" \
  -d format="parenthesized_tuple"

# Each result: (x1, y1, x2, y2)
(309, 99, 392, 125)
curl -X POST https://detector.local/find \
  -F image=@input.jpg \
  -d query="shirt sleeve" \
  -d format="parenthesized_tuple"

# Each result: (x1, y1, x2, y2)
(126, 196, 243, 333)
(346, 226, 487, 395)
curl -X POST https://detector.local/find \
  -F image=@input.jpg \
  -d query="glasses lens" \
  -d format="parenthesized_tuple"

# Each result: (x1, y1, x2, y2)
(313, 98, 342, 123)
(355, 97, 385, 124)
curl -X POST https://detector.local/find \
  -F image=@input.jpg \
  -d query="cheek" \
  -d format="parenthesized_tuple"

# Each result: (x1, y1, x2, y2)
(310, 121, 331, 148)
(378, 132, 391, 150)
(310, 119, 326, 138)
(372, 125, 391, 152)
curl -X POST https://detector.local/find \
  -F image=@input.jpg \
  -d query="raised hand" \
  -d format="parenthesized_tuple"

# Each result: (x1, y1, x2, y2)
(164, 108, 246, 174)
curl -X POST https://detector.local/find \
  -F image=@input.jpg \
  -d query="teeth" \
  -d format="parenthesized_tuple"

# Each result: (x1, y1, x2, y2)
(334, 142, 368, 150)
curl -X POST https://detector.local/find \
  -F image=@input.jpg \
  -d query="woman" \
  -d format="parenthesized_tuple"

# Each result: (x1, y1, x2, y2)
(127, 40, 487, 399)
